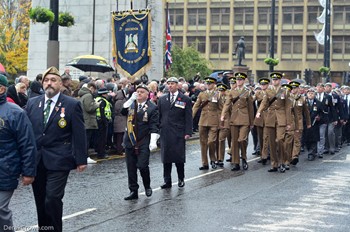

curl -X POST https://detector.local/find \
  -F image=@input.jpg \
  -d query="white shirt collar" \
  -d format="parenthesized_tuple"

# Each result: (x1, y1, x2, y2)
(45, 92, 60, 105)
(170, 91, 178, 98)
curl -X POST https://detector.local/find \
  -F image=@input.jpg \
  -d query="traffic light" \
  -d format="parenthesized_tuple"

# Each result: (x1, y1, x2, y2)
(304, 68, 313, 85)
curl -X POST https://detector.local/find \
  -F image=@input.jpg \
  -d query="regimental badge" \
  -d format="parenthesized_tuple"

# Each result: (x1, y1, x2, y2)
(58, 118, 67, 128)
(313, 106, 317, 111)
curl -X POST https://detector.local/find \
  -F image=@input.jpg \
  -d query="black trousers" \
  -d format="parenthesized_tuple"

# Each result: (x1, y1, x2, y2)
(305, 141, 318, 156)
(125, 145, 151, 192)
(113, 132, 125, 155)
(32, 159, 70, 232)
(163, 163, 185, 184)
(96, 120, 108, 156)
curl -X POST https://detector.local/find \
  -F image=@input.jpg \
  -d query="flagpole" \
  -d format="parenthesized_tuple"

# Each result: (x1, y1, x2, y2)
(130, 0, 133, 10)
(323, 0, 331, 82)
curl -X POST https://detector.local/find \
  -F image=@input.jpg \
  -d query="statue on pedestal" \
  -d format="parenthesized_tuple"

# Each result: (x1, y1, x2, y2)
(233, 36, 246, 66)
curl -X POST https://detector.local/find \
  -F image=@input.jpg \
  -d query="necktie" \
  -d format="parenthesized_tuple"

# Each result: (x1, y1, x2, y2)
(170, 94, 175, 104)
(43, 99, 52, 126)
(138, 104, 142, 111)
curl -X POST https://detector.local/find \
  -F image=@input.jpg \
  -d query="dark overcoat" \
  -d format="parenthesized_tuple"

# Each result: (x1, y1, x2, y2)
(304, 98, 323, 143)
(158, 92, 193, 163)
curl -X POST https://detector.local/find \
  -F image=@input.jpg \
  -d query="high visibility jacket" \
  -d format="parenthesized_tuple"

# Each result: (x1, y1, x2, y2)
(95, 97, 112, 120)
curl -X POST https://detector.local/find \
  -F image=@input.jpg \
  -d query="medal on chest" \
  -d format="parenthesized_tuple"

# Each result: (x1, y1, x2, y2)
(58, 107, 67, 128)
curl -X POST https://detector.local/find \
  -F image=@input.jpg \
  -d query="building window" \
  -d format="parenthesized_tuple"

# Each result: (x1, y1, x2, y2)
(307, 36, 324, 54)
(187, 36, 206, 53)
(169, 9, 184, 26)
(173, 36, 183, 49)
(332, 36, 350, 55)
(211, 8, 230, 26)
(188, 8, 206, 26)
(210, 36, 229, 53)
(234, 7, 254, 25)
(283, 7, 303, 24)
(257, 36, 277, 55)
(282, 36, 302, 55)
(334, 6, 350, 24)
(258, 7, 278, 25)
(308, 6, 323, 24)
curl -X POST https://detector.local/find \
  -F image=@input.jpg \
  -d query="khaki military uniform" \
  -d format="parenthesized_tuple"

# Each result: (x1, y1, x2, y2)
(257, 86, 292, 168)
(291, 94, 311, 160)
(193, 90, 220, 166)
(222, 87, 254, 165)
(217, 91, 230, 162)
(253, 90, 269, 160)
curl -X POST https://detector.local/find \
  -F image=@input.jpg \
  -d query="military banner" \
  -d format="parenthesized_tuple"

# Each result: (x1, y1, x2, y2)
(112, 10, 152, 79)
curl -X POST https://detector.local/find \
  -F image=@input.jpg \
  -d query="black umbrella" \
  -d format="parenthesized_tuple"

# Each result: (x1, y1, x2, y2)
(66, 55, 114, 73)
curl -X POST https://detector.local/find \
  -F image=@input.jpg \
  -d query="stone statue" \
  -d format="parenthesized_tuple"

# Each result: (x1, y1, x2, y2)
(233, 36, 246, 66)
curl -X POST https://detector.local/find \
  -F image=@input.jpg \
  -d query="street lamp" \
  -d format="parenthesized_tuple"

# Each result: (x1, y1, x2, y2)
(47, 0, 59, 68)
(269, 0, 276, 72)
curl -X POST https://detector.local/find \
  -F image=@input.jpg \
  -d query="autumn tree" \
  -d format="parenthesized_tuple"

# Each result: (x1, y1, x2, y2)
(0, 0, 31, 76)
(166, 44, 212, 81)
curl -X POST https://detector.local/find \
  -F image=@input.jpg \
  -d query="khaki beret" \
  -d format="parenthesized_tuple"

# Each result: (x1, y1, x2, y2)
(42, 66, 61, 82)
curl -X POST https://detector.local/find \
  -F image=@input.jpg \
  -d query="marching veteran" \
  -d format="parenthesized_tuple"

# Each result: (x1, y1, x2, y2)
(121, 83, 159, 200)
(158, 77, 192, 189)
(221, 73, 254, 171)
(25, 67, 87, 232)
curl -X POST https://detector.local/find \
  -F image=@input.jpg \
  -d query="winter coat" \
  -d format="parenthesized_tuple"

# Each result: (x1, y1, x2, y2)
(0, 93, 36, 191)
(78, 87, 99, 129)
(28, 81, 44, 98)
(113, 90, 127, 133)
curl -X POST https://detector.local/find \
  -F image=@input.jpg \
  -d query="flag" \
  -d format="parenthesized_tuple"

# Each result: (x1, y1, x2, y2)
(164, 6, 172, 71)
(314, 24, 325, 45)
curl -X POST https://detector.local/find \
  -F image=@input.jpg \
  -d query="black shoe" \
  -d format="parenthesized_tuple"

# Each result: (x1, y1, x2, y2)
(231, 164, 240, 171)
(268, 167, 278, 172)
(160, 183, 172, 189)
(252, 151, 258, 155)
(124, 191, 138, 200)
(96, 154, 109, 159)
(318, 154, 323, 158)
(290, 157, 299, 165)
(217, 160, 224, 167)
(145, 188, 152, 197)
(285, 165, 290, 170)
(226, 157, 232, 162)
(211, 161, 217, 169)
(242, 159, 248, 170)
(178, 179, 185, 188)
(199, 165, 209, 170)
(261, 159, 267, 165)
(300, 147, 305, 152)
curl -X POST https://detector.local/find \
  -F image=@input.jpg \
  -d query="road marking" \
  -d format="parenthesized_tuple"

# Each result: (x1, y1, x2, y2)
(140, 157, 260, 195)
(17, 208, 97, 232)
(140, 169, 223, 195)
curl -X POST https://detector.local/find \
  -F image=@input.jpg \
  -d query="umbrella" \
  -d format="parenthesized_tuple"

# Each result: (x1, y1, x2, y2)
(66, 55, 114, 73)
(291, 78, 306, 84)
(280, 78, 290, 85)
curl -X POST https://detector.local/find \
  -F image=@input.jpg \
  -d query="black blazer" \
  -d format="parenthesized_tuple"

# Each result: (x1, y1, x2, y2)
(26, 94, 87, 170)
(121, 100, 159, 148)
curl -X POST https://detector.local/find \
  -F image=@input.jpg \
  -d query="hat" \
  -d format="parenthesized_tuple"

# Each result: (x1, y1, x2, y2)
(61, 74, 71, 81)
(234, 72, 247, 80)
(325, 82, 332, 87)
(0, 74, 8, 87)
(167, 77, 179, 83)
(307, 88, 316, 93)
(217, 83, 228, 91)
(229, 77, 237, 84)
(42, 66, 61, 82)
(204, 76, 217, 84)
(136, 83, 150, 92)
(282, 84, 292, 91)
(270, 72, 283, 80)
(106, 83, 115, 91)
(258, 78, 270, 85)
(289, 81, 300, 88)
(97, 88, 109, 94)
(79, 75, 88, 82)
(217, 71, 224, 75)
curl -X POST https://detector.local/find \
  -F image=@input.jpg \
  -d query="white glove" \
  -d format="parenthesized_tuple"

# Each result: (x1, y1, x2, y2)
(149, 133, 159, 151)
(123, 92, 138, 108)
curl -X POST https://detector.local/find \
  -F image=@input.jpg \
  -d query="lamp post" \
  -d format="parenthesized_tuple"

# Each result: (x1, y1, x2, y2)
(47, 0, 59, 68)
(269, 0, 276, 72)
(323, 0, 331, 82)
